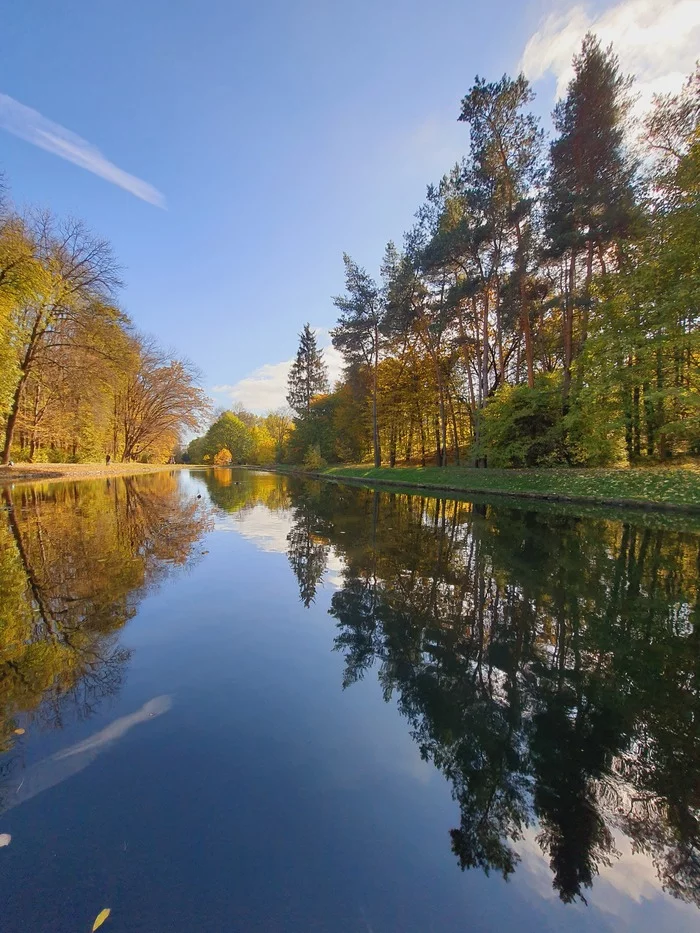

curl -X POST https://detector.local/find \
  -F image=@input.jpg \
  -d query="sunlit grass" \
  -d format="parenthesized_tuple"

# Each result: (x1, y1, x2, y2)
(320, 463, 700, 508)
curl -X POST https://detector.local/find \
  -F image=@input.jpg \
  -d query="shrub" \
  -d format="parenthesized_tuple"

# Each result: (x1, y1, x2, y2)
(479, 375, 567, 468)
(303, 443, 327, 471)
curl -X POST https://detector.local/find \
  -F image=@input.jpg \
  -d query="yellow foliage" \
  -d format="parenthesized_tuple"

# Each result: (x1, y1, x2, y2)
(213, 447, 233, 465)
(250, 424, 276, 464)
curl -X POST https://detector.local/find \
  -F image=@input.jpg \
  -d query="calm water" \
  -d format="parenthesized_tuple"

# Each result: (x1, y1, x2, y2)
(1, 468, 699, 932)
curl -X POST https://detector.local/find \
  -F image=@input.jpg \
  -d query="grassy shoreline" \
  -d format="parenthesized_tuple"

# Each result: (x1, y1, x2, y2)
(0, 462, 189, 487)
(261, 463, 700, 512)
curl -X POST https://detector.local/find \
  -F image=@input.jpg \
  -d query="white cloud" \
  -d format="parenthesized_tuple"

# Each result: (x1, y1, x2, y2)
(521, 0, 700, 110)
(0, 92, 165, 207)
(212, 330, 345, 414)
(215, 504, 295, 553)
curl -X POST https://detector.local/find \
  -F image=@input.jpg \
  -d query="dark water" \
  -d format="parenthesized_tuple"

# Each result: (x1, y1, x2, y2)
(1, 468, 699, 932)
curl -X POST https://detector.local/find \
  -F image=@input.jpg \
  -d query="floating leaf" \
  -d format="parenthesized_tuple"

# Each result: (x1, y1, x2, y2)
(0, 833, 11, 847)
(13, 728, 25, 735)
(92, 908, 111, 931)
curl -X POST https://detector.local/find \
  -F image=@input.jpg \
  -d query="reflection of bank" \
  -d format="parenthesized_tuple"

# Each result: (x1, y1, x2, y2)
(1, 697, 172, 814)
(313, 482, 700, 909)
(0, 473, 211, 757)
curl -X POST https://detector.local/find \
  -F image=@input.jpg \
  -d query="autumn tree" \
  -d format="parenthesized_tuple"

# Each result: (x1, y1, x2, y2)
(115, 333, 210, 462)
(264, 409, 294, 461)
(0, 213, 41, 418)
(2, 214, 122, 463)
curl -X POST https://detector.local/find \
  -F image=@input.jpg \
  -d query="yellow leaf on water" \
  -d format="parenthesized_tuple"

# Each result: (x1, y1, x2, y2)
(92, 908, 111, 931)
(13, 728, 25, 735)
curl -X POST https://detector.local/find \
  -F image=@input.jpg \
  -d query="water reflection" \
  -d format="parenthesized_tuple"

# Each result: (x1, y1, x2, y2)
(280, 480, 700, 908)
(1, 696, 172, 814)
(3, 467, 698, 919)
(0, 473, 211, 759)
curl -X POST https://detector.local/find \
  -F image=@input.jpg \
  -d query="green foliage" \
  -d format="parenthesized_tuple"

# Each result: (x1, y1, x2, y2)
(286, 395, 337, 464)
(190, 411, 254, 464)
(562, 384, 624, 466)
(479, 375, 567, 467)
(303, 443, 327, 471)
(187, 408, 292, 465)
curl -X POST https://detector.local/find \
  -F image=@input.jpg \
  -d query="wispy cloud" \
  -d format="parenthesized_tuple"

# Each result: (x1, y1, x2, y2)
(521, 0, 700, 109)
(212, 330, 344, 414)
(0, 92, 165, 207)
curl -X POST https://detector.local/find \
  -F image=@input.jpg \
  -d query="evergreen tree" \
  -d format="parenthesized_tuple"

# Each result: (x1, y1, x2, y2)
(332, 252, 387, 468)
(459, 73, 543, 388)
(286, 323, 329, 418)
(544, 33, 637, 406)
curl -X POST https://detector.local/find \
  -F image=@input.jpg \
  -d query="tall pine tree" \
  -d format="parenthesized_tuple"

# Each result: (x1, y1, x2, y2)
(332, 251, 388, 468)
(459, 74, 543, 389)
(545, 33, 637, 407)
(286, 323, 329, 418)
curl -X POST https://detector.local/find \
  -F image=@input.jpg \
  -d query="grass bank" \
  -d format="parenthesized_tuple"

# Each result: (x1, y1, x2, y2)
(0, 462, 188, 487)
(274, 463, 700, 512)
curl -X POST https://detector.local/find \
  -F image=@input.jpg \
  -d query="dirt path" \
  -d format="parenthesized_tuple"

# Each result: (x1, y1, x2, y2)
(0, 462, 191, 487)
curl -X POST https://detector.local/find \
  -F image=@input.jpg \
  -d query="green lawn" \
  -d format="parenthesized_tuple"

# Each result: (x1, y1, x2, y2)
(316, 464, 700, 509)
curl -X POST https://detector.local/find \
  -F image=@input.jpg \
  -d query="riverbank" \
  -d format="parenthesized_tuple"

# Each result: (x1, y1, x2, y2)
(266, 463, 700, 512)
(0, 462, 187, 487)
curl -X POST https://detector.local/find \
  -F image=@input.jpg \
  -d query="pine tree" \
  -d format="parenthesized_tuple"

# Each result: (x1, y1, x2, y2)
(286, 323, 329, 418)
(459, 74, 543, 388)
(545, 33, 637, 406)
(332, 252, 386, 468)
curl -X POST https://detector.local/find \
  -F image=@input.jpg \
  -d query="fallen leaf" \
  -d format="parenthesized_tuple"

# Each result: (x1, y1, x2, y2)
(92, 908, 111, 931)
(13, 728, 25, 735)
(0, 833, 11, 847)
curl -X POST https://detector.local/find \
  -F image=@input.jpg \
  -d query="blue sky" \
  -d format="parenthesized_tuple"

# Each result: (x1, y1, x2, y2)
(2, 0, 697, 411)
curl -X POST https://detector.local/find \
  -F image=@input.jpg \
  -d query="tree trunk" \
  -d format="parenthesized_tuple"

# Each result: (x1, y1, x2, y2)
(2, 372, 28, 463)
(405, 416, 413, 462)
(481, 293, 489, 406)
(655, 347, 667, 458)
(622, 371, 633, 463)
(643, 381, 655, 457)
(562, 251, 576, 412)
(519, 258, 535, 389)
(372, 337, 381, 468)
(448, 390, 460, 465)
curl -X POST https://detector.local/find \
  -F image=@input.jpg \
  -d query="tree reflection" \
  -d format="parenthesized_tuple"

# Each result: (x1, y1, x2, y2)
(0, 472, 211, 755)
(284, 480, 700, 908)
(286, 481, 336, 607)
(192, 468, 290, 515)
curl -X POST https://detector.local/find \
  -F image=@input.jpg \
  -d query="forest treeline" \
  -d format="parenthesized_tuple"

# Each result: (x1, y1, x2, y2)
(0, 187, 210, 464)
(188, 35, 699, 471)
(324, 37, 700, 469)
